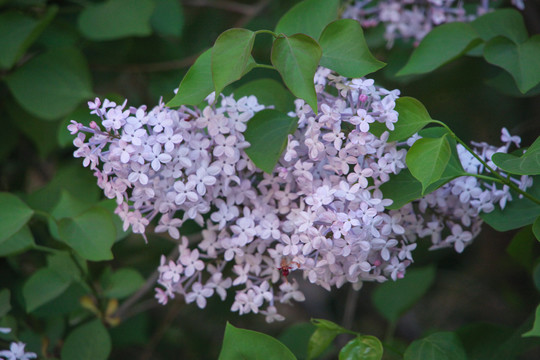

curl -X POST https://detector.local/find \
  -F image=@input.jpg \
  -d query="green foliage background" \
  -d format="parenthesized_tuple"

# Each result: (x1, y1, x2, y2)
(1, 0, 540, 359)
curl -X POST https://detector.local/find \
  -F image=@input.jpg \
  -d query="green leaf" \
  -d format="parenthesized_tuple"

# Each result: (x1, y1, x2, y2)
(97, 199, 131, 242)
(307, 326, 341, 359)
(233, 79, 295, 113)
(506, 226, 536, 270)
(372, 266, 436, 324)
(58, 206, 116, 261)
(61, 319, 112, 360)
(167, 49, 212, 107)
(397, 22, 480, 76)
(483, 35, 540, 94)
(456, 322, 515, 360)
(339, 335, 383, 360)
(0, 225, 35, 257)
(278, 322, 316, 360)
(78, 0, 154, 40)
(101, 268, 145, 299)
(389, 97, 435, 142)
(380, 128, 465, 209)
(318, 19, 385, 78)
(5, 47, 93, 120)
(47, 251, 83, 283)
(244, 109, 298, 173)
(492, 136, 540, 175)
(523, 304, 540, 338)
(481, 177, 540, 231)
(5, 101, 60, 157)
(212, 28, 256, 95)
(275, 0, 339, 40)
(218, 322, 296, 360)
(404, 332, 467, 360)
(471, 9, 528, 44)
(150, 0, 184, 37)
(23, 268, 71, 312)
(534, 216, 540, 242)
(25, 165, 101, 213)
(271, 34, 321, 113)
(0, 289, 11, 318)
(0, 192, 34, 244)
(0, 6, 58, 69)
(406, 136, 451, 194)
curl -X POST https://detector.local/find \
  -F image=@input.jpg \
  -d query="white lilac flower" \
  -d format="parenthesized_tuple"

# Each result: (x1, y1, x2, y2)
(0, 341, 37, 360)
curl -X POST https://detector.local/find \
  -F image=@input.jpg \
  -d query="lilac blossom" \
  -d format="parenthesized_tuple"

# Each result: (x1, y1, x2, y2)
(70, 67, 532, 323)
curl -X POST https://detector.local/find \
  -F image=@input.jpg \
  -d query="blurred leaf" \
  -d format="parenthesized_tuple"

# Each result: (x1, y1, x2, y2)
(97, 199, 131, 242)
(150, 0, 184, 37)
(5, 47, 93, 120)
(271, 34, 321, 113)
(0, 192, 34, 244)
(61, 319, 112, 360)
(23, 268, 71, 312)
(167, 49, 212, 107)
(0, 225, 35, 257)
(484, 35, 540, 94)
(471, 9, 528, 44)
(506, 226, 536, 270)
(492, 136, 540, 175)
(457, 322, 514, 360)
(0, 6, 57, 69)
(101, 268, 145, 299)
(406, 136, 451, 194)
(278, 322, 316, 360)
(523, 304, 540, 338)
(275, 0, 339, 40)
(218, 322, 296, 360)
(6, 101, 60, 157)
(25, 165, 100, 213)
(398, 22, 480, 76)
(58, 206, 116, 261)
(319, 19, 385, 78)
(481, 177, 540, 231)
(233, 78, 295, 113)
(404, 332, 467, 360)
(78, 0, 154, 40)
(47, 251, 83, 283)
(339, 336, 383, 360)
(244, 109, 298, 173)
(534, 216, 540, 241)
(31, 283, 88, 317)
(533, 263, 540, 293)
(0, 289, 11, 318)
(212, 28, 256, 95)
(372, 266, 436, 324)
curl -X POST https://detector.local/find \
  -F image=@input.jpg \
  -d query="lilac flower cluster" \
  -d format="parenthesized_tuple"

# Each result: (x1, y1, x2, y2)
(70, 67, 530, 321)
(343, 0, 525, 47)
(404, 128, 531, 253)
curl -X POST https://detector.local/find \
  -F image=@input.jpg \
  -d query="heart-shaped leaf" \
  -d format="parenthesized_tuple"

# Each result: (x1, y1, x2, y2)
(484, 35, 540, 93)
(319, 19, 385, 78)
(271, 34, 322, 113)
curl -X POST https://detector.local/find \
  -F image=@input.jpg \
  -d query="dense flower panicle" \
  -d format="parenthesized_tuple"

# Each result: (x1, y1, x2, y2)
(343, 0, 525, 47)
(70, 68, 531, 321)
